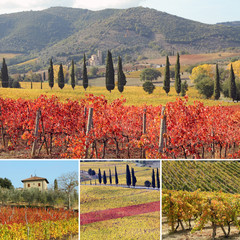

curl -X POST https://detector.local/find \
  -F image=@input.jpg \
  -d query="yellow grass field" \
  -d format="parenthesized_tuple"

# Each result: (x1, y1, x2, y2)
(80, 211, 160, 240)
(0, 82, 235, 106)
(0, 53, 21, 59)
(15, 58, 38, 66)
(80, 185, 160, 213)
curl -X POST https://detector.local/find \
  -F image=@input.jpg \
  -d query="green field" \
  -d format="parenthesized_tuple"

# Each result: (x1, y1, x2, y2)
(0, 82, 236, 106)
(162, 161, 240, 193)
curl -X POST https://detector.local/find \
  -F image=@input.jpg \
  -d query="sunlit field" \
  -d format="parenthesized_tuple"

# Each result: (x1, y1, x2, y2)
(0, 81, 235, 106)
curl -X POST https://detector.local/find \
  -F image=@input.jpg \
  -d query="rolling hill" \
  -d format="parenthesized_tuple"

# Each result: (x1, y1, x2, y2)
(0, 6, 240, 65)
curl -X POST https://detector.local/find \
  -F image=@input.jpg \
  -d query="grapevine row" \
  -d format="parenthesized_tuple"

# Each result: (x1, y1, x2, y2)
(163, 190, 240, 239)
(0, 94, 239, 158)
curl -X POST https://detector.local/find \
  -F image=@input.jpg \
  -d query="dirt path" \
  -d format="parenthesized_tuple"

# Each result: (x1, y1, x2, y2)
(80, 201, 160, 225)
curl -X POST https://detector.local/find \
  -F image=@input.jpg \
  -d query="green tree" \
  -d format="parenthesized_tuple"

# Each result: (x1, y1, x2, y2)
(117, 56, 126, 93)
(106, 50, 115, 92)
(163, 56, 170, 95)
(126, 164, 131, 187)
(70, 59, 75, 90)
(109, 169, 112, 185)
(0, 178, 13, 189)
(103, 171, 107, 185)
(174, 53, 181, 95)
(48, 59, 54, 89)
(82, 54, 88, 90)
(143, 81, 155, 94)
(144, 180, 151, 188)
(12, 80, 21, 88)
(181, 80, 188, 97)
(229, 64, 237, 101)
(195, 75, 214, 98)
(98, 169, 102, 184)
(54, 179, 58, 191)
(214, 64, 221, 100)
(1, 58, 9, 88)
(115, 166, 118, 185)
(58, 64, 65, 89)
(156, 168, 160, 189)
(140, 68, 161, 81)
(152, 169, 155, 188)
(131, 168, 137, 187)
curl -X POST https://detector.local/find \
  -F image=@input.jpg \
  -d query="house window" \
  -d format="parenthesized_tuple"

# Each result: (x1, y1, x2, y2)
(28, 184, 30, 187)
(38, 183, 41, 187)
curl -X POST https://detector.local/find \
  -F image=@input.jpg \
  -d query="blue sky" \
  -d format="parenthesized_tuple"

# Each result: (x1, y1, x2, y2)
(0, 160, 79, 188)
(0, 0, 239, 24)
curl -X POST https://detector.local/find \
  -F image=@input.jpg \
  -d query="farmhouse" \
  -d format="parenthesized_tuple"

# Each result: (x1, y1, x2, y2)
(21, 175, 49, 192)
(88, 50, 103, 66)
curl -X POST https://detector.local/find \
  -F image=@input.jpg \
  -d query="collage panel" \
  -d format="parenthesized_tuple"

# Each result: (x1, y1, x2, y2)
(0, 160, 79, 239)
(162, 160, 240, 240)
(80, 160, 160, 240)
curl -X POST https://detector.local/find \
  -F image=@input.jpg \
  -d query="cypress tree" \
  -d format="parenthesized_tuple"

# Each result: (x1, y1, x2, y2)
(106, 50, 115, 92)
(1, 58, 9, 88)
(131, 168, 137, 187)
(156, 168, 160, 189)
(214, 64, 220, 100)
(174, 53, 181, 95)
(109, 169, 112, 185)
(103, 171, 107, 184)
(126, 164, 131, 187)
(82, 54, 88, 90)
(115, 166, 118, 185)
(163, 56, 170, 96)
(40, 74, 43, 89)
(48, 59, 54, 89)
(54, 179, 58, 191)
(117, 56, 126, 93)
(152, 169, 155, 188)
(70, 59, 75, 90)
(58, 64, 65, 89)
(98, 168, 102, 184)
(229, 64, 237, 101)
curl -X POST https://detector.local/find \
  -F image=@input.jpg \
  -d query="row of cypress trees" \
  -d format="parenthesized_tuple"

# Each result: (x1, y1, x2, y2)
(163, 53, 182, 96)
(96, 165, 160, 189)
(47, 51, 126, 92)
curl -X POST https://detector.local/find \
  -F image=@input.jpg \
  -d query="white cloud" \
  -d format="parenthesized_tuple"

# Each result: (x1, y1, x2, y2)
(73, 0, 145, 10)
(0, 0, 145, 14)
(0, 0, 75, 14)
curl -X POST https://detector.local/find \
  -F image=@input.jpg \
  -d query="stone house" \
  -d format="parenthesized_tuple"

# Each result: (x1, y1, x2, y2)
(21, 175, 49, 192)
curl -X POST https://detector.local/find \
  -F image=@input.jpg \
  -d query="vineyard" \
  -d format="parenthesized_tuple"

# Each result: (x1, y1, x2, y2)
(163, 161, 240, 193)
(0, 94, 239, 158)
(0, 206, 78, 239)
(162, 190, 240, 239)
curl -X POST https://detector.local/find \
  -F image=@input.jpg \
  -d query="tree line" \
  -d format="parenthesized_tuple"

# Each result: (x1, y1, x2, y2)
(87, 165, 160, 189)
(0, 50, 127, 92)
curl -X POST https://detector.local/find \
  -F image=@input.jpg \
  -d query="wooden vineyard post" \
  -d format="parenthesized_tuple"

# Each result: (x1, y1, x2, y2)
(169, 193, 174, 232)
(142, 109, 146, 159)
(0, 107, 5, 148)
(85, 108, 93, 159)
(31, 108, 41, 158)
(158, 106, 166, 153)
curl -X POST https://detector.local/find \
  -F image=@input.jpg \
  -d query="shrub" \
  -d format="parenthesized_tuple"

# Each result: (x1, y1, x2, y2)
(12, 80, 21, 88)
(143, 81, 155, 94)
(195, 76, 214, 98)
(144, 180, 151, 188)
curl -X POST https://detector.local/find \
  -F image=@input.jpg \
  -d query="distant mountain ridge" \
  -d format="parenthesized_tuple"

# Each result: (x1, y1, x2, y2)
(0, 7, 240, 63)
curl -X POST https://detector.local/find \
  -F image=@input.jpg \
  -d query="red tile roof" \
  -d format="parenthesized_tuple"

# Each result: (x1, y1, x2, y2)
(21, 176, 49, 184)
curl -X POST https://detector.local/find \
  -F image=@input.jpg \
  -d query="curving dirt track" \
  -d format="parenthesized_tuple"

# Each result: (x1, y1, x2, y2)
(80, 201, 160, 225)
